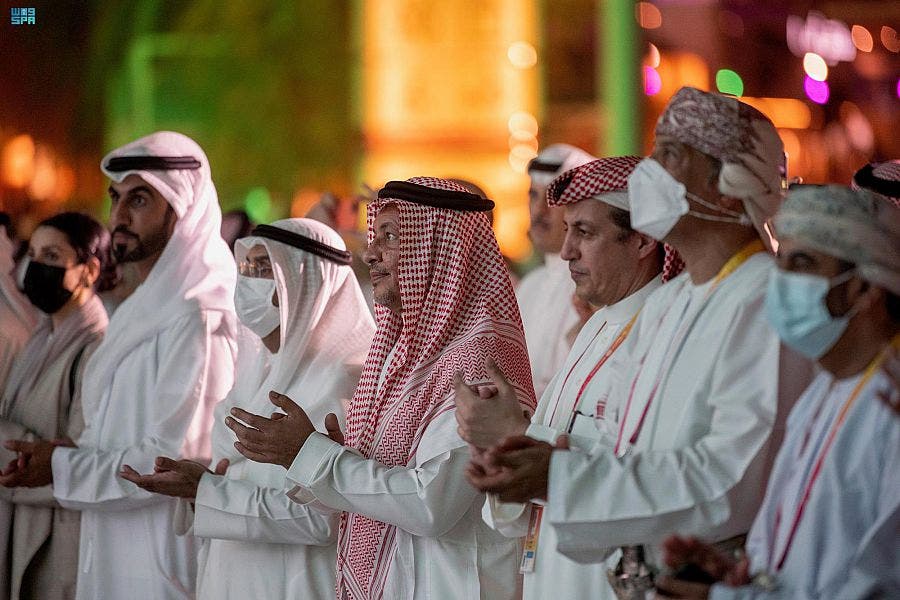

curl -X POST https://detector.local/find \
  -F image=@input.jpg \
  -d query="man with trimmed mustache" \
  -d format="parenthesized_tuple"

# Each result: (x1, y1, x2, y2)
(226, 177, 536, 599)
(1, 131, 238, 599)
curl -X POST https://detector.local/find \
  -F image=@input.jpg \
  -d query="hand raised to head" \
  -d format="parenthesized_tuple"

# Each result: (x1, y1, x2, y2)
(225, 391, 316, 469)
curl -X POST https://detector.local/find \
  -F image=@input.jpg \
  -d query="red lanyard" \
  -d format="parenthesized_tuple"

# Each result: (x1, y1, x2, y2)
(546, 312, 640, 430)
(768, 338, 897, 571)
(614, 240, 765, 455)
(563, 314, 639, 431)
(547, 322, 606, 427)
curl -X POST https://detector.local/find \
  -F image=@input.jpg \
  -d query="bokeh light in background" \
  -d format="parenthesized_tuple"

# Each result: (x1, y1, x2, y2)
(1, 135, 36, 189)
(803, 76, 830, 104)
(1, 1, 898, 261)
(715, 69, 744, 97)
(508, 41, 538, 69)
(636, 3, 662, 30)
(851, 25, 874, 53)
(882, 26, 899, 53)
(643, 66, 662, 96)
(802, 53, 828, 82)
(244, 187, 272, 224)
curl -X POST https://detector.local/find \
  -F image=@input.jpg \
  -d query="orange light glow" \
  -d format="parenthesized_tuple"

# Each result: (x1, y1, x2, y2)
(290, 189, 322, 218)
(851, 25, 874, 53)
(636, 3, 662, 30)
(741, 97, 813, 130)
(655, 52, 710, 100)
(28, 146, 57, 200)
(360, 0, 539, 260)
(52, 165, 76, 203)
(2, 134, 36, 188)
(882, 26, 900, 53)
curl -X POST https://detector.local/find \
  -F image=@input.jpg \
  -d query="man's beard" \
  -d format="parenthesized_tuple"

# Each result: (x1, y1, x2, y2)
(112, 225, 172, 263)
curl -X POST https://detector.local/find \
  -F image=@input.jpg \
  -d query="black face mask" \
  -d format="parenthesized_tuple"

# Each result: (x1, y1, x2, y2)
(23, 261, 75, 314)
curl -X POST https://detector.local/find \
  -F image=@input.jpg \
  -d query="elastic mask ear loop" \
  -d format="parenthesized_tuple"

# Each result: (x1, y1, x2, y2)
(830, 268, 863, 320)
(685, 191, 752, 225)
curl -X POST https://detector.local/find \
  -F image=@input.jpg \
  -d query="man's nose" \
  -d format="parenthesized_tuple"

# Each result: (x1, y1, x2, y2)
(109, 202, 129, 229)
(363, 243, 379, 266)
(560, 234, 578, 261)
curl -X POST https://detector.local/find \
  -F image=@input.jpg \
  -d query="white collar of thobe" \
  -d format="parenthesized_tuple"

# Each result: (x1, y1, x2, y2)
(600, 275, 663, 324)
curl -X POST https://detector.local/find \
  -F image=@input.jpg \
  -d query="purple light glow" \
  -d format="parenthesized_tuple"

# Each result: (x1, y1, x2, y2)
(896, 77, 900, 100)
(804, 76, 830, 104)
(643, 66, 662, 96)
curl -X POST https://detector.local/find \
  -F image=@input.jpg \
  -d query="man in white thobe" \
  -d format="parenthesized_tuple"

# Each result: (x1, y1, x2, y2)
(226, 178, 536, 599)
(121, 218, 375, 599)
(656, 185, 900, 599)
(2, 131, 237, 599)
(517, 144, 596, 396)
(456, 156, 676, 599)
(467, 87, 815, 594)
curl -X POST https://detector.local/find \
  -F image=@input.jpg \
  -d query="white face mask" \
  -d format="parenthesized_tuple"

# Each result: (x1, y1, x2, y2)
(627, 158, 751, 241)
(234, 274, 280, 338)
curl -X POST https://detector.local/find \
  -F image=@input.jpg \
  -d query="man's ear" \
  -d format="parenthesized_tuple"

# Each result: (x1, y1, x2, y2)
(165, 204, 177, 236)
(635, 234, 658, 260)
(849, 278, 880, 315)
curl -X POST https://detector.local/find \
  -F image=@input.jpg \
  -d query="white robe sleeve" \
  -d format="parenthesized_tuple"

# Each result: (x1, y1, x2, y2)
(191, 472, 338, 545)
(481, 494, 530, 538)
(547, 310, 795, 562)
(51, 316, 232, 512)
(286, 430, 479, 538)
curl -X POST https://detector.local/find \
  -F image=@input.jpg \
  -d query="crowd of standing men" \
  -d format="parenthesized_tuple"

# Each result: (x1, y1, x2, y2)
(0, 87, 898, 599)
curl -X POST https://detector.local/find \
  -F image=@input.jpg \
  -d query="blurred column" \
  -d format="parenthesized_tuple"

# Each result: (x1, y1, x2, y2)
(599, 0, 641, 155)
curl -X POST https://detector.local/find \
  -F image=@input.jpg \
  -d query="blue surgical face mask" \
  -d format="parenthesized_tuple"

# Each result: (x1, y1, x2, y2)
(764, 268, 858, 360)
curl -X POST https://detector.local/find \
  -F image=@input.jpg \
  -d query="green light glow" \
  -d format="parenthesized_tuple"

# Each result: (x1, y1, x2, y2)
(716, 69, 744, 97)
(244, 187, 272, 223)
(601, 0, 641, 155)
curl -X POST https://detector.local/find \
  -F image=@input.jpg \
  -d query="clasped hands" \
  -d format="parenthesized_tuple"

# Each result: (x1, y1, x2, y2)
(120, 391, 344, 498)
(453, 358, 568, 503)
(0, 437, 75, 488)
(652, 535, 751, 599)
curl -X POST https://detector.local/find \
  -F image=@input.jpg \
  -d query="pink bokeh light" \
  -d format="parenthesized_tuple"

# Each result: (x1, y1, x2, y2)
(804, 76, 830, 104)
(643, 66, 662, 96)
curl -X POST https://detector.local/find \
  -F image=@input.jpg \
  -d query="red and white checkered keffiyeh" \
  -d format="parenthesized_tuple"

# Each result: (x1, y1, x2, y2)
(546, 156, 685, 282)
(337, 177, 536, 600)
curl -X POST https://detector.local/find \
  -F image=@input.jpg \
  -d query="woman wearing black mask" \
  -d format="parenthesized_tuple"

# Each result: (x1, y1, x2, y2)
(0, 212, 109, 600)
